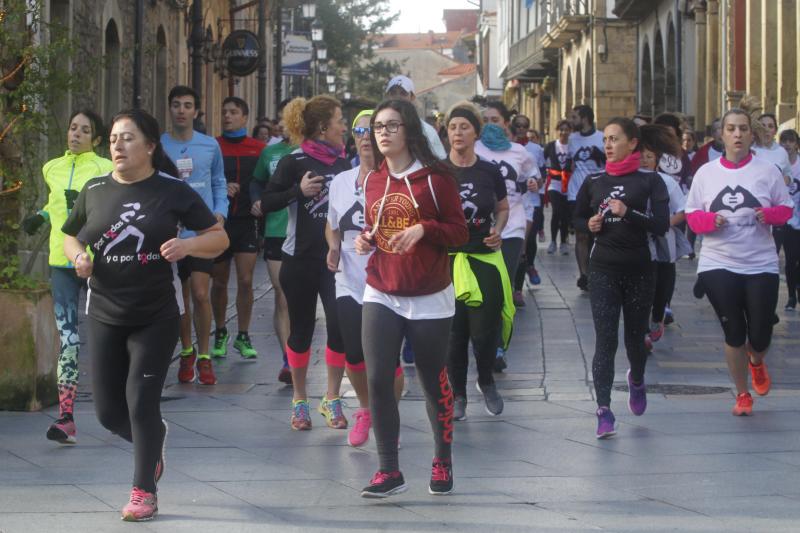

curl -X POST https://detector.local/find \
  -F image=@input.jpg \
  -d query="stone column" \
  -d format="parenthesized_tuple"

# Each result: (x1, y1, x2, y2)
(694, 2, 707, 132)
(705, 0, 720, 126)
(777, 0, 797, 123)
(761, 0, 779, 114)
(745, 0, 761, 98)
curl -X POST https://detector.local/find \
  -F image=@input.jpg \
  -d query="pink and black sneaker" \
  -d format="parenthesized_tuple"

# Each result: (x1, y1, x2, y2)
(429, 458, 454, 495)
(361, 470, 407, 498)
(46, 414, 76, 445)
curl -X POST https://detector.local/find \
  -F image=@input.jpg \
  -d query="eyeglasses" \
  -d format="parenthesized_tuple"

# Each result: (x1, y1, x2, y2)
(352, 126, 371, 137)
(373, 121, 404, 134)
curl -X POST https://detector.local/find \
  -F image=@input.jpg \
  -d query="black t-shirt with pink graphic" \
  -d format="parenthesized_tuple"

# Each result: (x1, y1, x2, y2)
(62, 172, 217, 326)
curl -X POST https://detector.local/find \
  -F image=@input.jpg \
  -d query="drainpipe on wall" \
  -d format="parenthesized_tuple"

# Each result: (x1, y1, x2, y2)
(133, 0, 144, 108)
(257, 0, 267, 119)
(191, 0, 204, 104)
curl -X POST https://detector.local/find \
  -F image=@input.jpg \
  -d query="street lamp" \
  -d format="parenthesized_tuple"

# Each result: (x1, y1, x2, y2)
(326, 74, 335, 85)
(301, 1, 316, 20)
(328, 83, 336, 93)
(316, 42, 327, 61)
(344, 91, 351, 101)
(311, 19, 324, 43)
(318, 61, 328, 73)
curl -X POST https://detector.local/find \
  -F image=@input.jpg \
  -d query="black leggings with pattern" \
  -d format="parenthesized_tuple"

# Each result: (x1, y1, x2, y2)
(588, 267, 655, 408)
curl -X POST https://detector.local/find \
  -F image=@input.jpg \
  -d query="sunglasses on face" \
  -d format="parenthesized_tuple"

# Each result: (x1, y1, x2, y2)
(352, 126, 371, 137)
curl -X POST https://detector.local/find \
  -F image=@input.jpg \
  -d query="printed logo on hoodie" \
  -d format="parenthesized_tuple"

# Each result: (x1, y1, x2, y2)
(370, 192, 420, 253)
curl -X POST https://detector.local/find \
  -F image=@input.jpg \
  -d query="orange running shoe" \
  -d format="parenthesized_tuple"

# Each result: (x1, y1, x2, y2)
(749, 361, 771, 396)
(732, 392, 753, 416)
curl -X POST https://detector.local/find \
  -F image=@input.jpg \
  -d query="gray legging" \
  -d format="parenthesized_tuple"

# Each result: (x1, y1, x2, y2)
(362, 302, 453, 472)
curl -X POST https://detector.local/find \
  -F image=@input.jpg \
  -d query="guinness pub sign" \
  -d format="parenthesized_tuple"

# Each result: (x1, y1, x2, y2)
(223, 30, 261, 77)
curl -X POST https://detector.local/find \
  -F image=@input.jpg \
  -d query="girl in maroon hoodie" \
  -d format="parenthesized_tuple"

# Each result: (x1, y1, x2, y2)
(355, 99, 468, 498)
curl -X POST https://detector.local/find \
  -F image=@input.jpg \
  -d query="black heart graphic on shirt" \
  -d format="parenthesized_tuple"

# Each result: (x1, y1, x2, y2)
(709, 185, 761, 213)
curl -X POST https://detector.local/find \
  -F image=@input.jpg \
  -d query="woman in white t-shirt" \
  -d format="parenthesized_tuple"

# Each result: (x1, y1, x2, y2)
(640, 136, 687, 351)
(686, 108, 793, 416)
(474, 101, 538, 366)
(779, 129, 800, 310)
(754, 113, 792, 255)
(325, 110, 404, 448)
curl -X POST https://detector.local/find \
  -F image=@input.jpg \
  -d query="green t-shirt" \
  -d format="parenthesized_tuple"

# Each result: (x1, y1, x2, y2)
(253, 142, 297, 237)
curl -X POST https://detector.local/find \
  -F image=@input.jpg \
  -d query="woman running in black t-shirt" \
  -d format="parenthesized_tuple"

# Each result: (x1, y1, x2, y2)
(574, 119, 672, 439)
(444, 102, 512, 419)
(62, 109, 228, 521)
(262, 96, 351, 431)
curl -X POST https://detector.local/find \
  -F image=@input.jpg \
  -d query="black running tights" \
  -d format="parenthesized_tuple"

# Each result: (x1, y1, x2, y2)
(279, 255, 344, 354)
(88, 316, 179, 493)
(651, 262, 676, 324)
(548, 190, 570, 244)
(362, 302, 453, 472)
(449, 258, 503, 397)
(588, 268, 655, 407)
(785, 227, 800, 300)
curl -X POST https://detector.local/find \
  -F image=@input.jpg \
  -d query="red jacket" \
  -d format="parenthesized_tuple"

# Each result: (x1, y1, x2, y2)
(364, 161, 468, 296)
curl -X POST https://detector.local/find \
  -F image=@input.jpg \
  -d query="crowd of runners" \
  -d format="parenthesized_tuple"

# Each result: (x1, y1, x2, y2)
(23, 72, 799, 521)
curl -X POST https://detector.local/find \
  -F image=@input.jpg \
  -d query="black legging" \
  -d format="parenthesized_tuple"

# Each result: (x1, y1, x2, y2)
(338, 296, 365, 366)
(279, 254, 343, 355)
(651, 262, 676, 323)
(774, 225, 786, 254)
(698, 269, 779, 352)
(785, 227, 800, 300)
(449, 258, 503, 397)
(88, 316, 179, 494)
(588, 268, 655, 407)
(362, 302, 453, 472)
(548, 190, 569, 244)
(514, 230, 539, 291)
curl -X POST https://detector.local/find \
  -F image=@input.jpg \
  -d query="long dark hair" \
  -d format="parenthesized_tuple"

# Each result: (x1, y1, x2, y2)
(370, 98, 451, 176)
(69, 109, 107, 149)
(111, 108, 178, 177)
(605, 117, 681, 159)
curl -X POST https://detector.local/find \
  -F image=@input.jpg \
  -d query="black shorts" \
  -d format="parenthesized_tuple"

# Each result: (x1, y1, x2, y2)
(263, 237, 286, 262)
(216, 217, 258, 262)
(177, 256, 214, 281)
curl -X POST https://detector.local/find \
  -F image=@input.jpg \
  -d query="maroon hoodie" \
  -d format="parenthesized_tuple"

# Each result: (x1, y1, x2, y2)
(364, 161, 468, 297)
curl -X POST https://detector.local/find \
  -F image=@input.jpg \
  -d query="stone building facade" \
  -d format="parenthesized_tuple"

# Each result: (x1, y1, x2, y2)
(45, 0, 265, 143)
(493, 0, 637, 139)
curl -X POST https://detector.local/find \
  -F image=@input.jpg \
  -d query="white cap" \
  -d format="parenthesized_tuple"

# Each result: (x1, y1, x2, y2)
(385, 75, 415, 95)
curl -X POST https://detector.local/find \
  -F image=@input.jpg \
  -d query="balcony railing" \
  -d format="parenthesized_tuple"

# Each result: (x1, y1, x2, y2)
(540, 0, 590, 50)
(508, 23, 557, 80)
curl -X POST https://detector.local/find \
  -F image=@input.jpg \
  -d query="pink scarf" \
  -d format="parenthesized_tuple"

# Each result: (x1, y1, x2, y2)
(301, 139, 344, 166)
(606, 152, 641, 176)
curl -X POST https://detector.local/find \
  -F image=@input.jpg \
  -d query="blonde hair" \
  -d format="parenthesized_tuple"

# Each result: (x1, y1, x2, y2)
(282, 95, 341, 144)
(735, 94, 766, 144)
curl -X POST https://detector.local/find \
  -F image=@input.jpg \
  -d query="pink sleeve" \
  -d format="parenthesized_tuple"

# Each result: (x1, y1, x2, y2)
(686, 210, 718, 235)
(757, 205, 793, 226)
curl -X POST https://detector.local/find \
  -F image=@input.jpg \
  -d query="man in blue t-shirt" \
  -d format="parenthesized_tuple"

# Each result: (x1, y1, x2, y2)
(161, 85, 228, 385)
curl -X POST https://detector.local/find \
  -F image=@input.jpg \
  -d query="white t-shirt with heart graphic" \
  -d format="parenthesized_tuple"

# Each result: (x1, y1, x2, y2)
(686, 156, 791, 275)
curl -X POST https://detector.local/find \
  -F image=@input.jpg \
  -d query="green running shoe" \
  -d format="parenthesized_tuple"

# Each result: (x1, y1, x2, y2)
(211, 329, 228, 358)
(234, 333, 257, 359)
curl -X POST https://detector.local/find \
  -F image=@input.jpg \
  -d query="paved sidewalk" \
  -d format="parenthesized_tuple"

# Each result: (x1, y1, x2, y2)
(2, 238, 800, 532)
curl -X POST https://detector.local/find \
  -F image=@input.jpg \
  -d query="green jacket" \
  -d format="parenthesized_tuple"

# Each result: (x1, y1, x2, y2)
(451, 250, 516, 349)
(40, 150, 114, 267)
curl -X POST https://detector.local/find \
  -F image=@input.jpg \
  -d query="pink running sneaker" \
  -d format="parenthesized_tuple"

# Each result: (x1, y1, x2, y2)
(348, 408, 371, 447)
(121, 487, 158, 522)
(46, 415, 76, 445)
